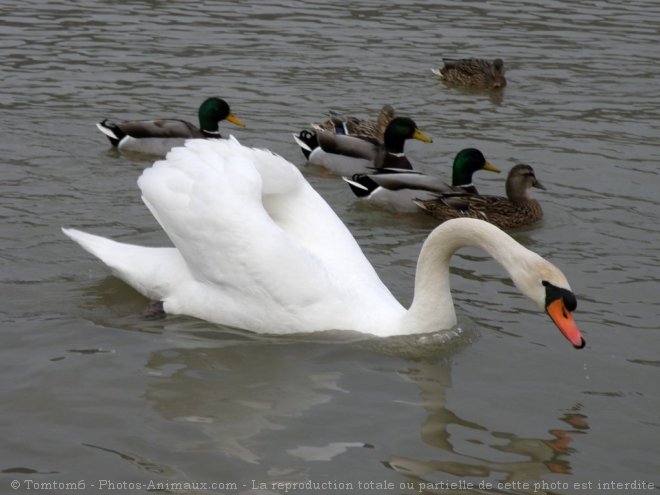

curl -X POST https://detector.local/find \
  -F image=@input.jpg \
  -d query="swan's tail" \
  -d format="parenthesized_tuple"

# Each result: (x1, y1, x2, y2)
(62, 228, 184, 301)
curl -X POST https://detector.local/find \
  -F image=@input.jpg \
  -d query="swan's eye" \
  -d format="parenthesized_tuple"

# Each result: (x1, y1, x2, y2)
(563, 292, 577, 311)
(542, 280, 577, 311)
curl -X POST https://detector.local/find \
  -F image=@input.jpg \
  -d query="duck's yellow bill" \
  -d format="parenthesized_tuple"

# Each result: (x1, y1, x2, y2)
(413, 129, 433, 143)
(483, 161, 501, 173)
(227, 113, 246, 127)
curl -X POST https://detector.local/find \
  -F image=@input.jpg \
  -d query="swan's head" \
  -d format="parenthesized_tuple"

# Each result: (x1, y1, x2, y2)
(513, 256, 585, 349)
(543, 280, 584, 348)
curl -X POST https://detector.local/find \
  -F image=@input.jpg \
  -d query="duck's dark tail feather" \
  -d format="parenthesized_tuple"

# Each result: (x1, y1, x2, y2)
(96, 119, 125, 147)
(341, 174, 378, 198)
(292, 130, 318, 160)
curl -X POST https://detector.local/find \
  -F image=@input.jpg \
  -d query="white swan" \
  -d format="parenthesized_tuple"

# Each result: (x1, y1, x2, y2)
(62, 137, 585, 348)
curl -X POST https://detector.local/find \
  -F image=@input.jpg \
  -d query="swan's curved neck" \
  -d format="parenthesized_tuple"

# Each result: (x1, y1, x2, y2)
(401, 219, 530, 334)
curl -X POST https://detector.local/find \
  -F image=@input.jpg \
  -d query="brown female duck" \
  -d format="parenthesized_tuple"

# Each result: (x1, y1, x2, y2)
(432, 58, 506, 89)
(414, 164, 545, 229)
(314, 104, 396, 144)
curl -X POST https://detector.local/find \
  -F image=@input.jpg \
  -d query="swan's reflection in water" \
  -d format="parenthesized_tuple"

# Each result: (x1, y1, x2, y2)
(144, 332, 349, 465)
(388, 361, 588, 494)
(142, 328, 589, 492)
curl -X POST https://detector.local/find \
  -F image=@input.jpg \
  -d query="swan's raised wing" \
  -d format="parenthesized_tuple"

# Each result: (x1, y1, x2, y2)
(137, 138, 399, 321)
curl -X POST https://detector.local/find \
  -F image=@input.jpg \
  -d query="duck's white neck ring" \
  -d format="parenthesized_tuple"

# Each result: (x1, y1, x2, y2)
(387, 151, 406, 158)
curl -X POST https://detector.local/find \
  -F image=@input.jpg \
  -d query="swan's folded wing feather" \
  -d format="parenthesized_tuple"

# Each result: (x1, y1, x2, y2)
(137, 138, 398, 314)
(138, 140, 302, 287)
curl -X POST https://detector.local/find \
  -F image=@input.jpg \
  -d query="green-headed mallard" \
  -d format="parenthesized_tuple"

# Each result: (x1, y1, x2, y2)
(293, 117, 432, 176)
(62, 138, 584, 347)
(342, 148, 500, 212)
(313, 104, 396, 144)
(432, 58, 506, 89)
(96, 97, 245, 156)
(414, 164, 545, 229)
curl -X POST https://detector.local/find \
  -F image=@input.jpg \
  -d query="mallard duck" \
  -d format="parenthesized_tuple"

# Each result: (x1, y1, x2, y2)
(313, 104, 396, 144)
(96, 97, 245, 156)
(431, 58, 506, 89)
(414, 164, 545, 229)
(293, 117, 432, 176)
(342, 148, 500, 213)
(62, 138, 584, 348)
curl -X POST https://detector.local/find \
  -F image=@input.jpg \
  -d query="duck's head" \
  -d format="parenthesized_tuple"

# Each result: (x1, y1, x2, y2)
(505, 163, 545, 201)
(199, 97, 245, 133)
(492, 58, 507, 87)
(379, 104, 396, 120)
(452, 148, 501, 187)
(383, 117, 432, 153)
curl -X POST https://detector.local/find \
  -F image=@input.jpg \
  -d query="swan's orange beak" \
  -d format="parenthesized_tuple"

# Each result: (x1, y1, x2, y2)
(546, 298, 585, 349)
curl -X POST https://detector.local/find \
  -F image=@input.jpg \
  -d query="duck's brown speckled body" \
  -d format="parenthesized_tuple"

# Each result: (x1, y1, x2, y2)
(415, 164, 544, 229)
(314, 104, 396, 144)
(432, 58, 507, 89)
